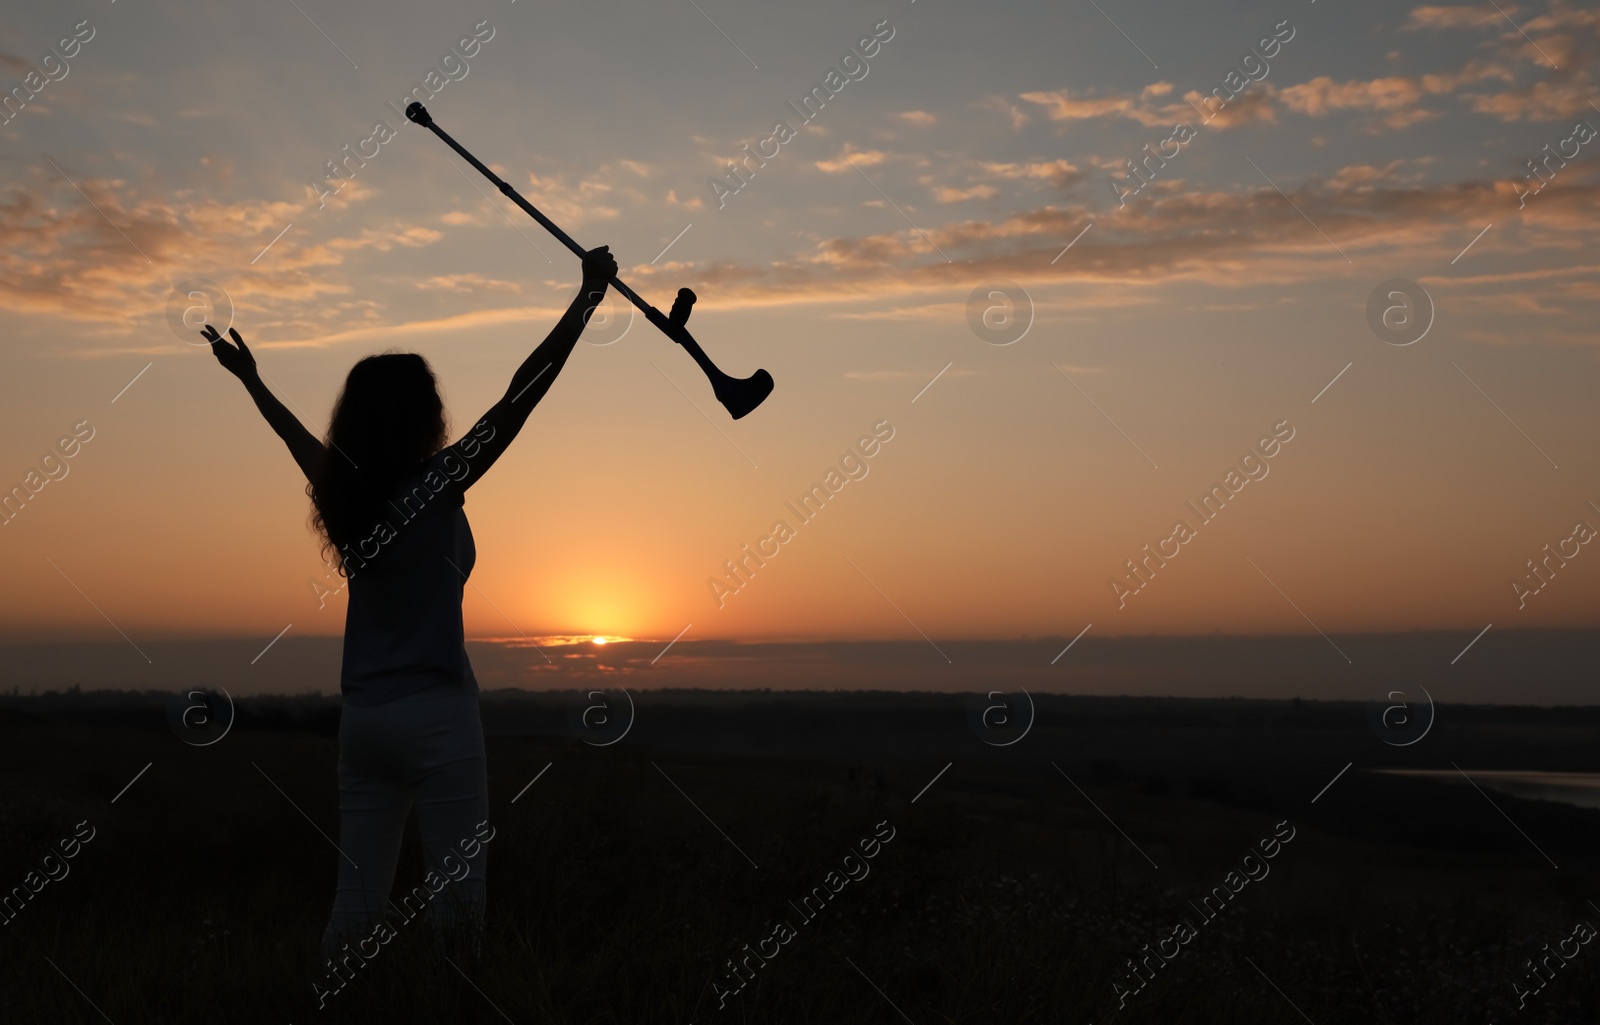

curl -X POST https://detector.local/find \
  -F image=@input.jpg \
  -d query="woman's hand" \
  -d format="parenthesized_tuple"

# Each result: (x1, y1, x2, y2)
(580, 244, 617, 287)
(201, 324, 258, 381)
(577, 245, 617, 325)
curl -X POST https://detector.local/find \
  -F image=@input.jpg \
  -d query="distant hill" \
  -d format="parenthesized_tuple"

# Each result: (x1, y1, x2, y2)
(0, 627, 1596, 704)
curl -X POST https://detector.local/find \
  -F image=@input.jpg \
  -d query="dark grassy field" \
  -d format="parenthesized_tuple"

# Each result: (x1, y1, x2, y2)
(2, 689, 1598, 1023)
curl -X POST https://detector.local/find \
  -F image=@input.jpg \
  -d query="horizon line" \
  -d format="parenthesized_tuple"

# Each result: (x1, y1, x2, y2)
(2, 625, 1598, 647)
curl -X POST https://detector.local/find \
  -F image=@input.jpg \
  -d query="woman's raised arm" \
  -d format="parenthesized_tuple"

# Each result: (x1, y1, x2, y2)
(448, 245, 617, 491)
(202, 324, 327, 482)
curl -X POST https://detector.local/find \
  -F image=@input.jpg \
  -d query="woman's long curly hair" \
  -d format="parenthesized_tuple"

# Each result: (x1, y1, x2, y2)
(309, 352, 449, 575)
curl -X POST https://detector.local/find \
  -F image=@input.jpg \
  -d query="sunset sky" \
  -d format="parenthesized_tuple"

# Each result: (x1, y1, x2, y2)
(1, 0, 1598, 659)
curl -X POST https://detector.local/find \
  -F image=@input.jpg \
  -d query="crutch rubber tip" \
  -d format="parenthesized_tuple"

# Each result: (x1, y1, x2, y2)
(405, 102, 432, 126)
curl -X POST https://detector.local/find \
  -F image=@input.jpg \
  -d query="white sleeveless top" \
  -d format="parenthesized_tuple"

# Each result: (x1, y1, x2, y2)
(339, 449, 479, 707)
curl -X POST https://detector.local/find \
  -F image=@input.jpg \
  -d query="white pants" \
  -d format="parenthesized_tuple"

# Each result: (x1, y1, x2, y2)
(319, 685, 488, 963)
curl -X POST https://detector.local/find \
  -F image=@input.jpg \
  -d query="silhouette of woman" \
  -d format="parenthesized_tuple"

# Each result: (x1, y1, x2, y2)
(203, 244, 617, 970)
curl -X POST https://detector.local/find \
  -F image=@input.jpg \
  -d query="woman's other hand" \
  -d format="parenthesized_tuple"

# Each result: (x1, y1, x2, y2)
(202, 324, 258, 381)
